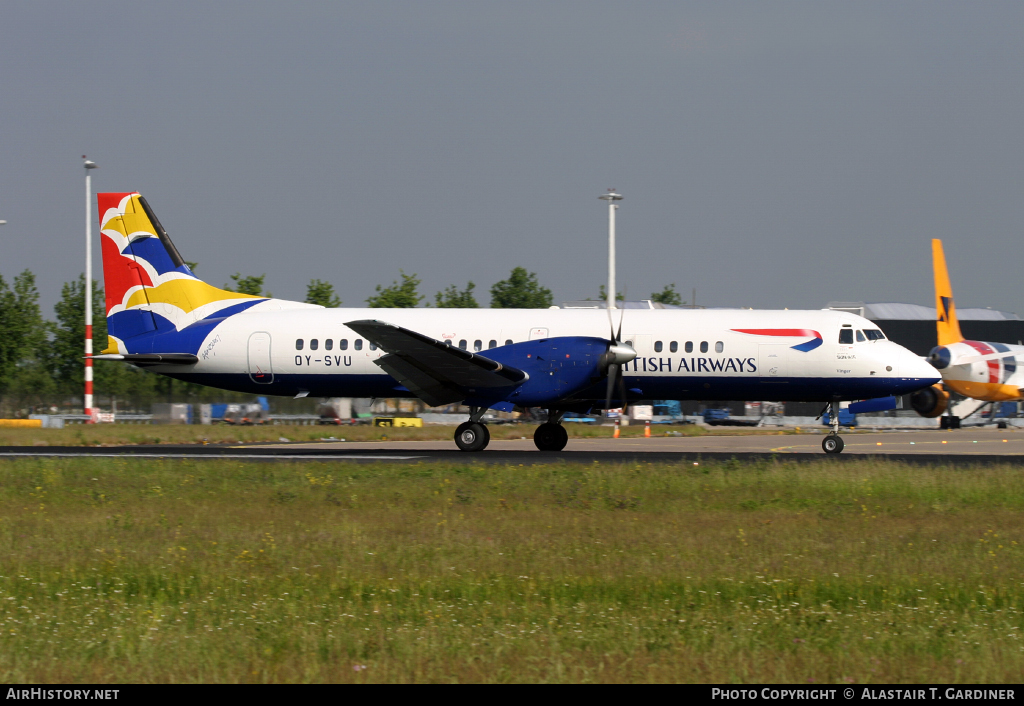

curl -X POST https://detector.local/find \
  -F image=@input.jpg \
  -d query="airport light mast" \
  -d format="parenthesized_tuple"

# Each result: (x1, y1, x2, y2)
(83, 156, 98, 422)
(598, 189, 623, 310)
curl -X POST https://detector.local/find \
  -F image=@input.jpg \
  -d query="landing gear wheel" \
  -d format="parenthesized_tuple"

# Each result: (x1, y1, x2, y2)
(822, 434, 844, 454)
(455, 422, 490, 452)
(534, 423, 568, 451)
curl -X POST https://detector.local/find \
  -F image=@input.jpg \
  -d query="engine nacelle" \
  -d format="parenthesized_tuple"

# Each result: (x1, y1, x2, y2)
(926, 346, 951, 370)
(910, 383, 949, 418)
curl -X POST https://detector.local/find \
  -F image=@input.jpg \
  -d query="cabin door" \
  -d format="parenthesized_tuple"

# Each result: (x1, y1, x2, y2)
(248, 332, 274, 384)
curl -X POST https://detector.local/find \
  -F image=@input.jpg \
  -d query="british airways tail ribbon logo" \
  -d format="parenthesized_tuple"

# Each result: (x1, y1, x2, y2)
(731, 329, 823, 352)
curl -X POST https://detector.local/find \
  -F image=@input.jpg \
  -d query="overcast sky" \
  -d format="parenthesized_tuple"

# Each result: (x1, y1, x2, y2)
(3, 2, 1024, 315)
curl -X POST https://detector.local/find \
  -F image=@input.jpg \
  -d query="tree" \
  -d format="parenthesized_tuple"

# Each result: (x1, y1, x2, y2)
(367, 270, 423, 308)
(490, 267, 552, 309)
(306, 279, 341, 308)
(224, 273, 268, 296)
(48, 275, 107, 396)
(650, 283, 683, 306)
(434, 281, 478, 308)
(597, 285, 625, 303)
(48, 275, 161, 412)
(0, 270, 53, 410)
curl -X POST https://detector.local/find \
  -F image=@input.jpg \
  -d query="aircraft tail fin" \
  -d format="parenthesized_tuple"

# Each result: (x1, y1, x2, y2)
(932, 238, 964, 346)
(97, 192, 267, 354)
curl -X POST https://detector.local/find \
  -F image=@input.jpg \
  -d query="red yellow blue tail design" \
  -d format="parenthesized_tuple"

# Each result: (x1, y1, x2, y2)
(98, 192, 266, 354)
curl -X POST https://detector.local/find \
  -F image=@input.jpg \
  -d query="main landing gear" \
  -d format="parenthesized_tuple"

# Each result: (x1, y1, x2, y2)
(822, 400, 845, 454)
(534, 410, 568, 452)
(454, 407, 491, 452)
(454, 408, 570, 452)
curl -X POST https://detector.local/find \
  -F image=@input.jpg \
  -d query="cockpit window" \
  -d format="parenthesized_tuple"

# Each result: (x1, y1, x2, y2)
(856, 330, 866, 342)
(863, 329, 885, 341)
(838, 329, 854, 345)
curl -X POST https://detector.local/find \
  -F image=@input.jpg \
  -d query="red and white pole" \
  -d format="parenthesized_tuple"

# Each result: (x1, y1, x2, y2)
(83, 157, 98, 422)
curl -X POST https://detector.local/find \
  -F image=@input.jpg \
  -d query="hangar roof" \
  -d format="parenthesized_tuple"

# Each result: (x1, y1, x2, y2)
(828, 302, 1021, 321)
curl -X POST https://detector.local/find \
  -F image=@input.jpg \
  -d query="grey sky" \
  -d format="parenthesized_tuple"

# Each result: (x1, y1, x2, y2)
(3, 2, 1024, 316)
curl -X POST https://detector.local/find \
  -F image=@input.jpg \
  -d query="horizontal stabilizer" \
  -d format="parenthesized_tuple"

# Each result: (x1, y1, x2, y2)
(90, 353, 198, 367)
(346, 319, 527, 407)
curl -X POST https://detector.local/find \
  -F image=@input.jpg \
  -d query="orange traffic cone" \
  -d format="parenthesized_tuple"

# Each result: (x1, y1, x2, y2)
(613, 419, 620, 438)
(644, 420, 651, 438)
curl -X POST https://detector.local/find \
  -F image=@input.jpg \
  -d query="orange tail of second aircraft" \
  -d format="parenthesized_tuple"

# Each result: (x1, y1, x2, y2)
(932, 239, 964, 346)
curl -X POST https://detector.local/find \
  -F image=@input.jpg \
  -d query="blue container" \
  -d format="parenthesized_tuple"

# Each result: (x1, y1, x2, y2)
(822, 409, 857, 427)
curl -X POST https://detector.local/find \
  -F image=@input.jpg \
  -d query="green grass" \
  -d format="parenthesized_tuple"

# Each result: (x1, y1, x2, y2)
(0, 456, 1021, 683)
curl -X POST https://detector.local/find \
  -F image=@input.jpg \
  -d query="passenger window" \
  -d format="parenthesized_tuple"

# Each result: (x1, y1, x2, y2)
(838, 329, 854, 345)
(325, 339, 333, 351)
(864, 329, 885, 341)
(654, 341, 663, 353)
(295, 339, 304, 351)
(505, 339, 513, 346)
(488, 340, 497, 349)
(700, 341, 708, 353)
(310, 339, 319, 351)
(474, 340, 482, 352)
(459, 340, 467, 350)
(339, 339, 348, 350)
(670, 341, 678, 353)
(369, 342, 377, 351)
(856, 330, 866, 342)
(715, 341, 724, 353)
(685, 341, 693, 353)
(354, 339, 363, 351)
(445, 340, 452, 346)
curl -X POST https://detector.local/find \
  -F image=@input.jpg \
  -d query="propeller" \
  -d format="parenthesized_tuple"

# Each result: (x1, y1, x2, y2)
(601, 299, 636, 411)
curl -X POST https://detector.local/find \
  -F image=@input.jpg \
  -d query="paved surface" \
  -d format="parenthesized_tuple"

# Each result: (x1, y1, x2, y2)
(264, 427, 1024, 456)
(1, 428, 1023, 465)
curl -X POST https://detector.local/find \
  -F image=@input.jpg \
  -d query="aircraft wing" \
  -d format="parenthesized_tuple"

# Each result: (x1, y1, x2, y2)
(346, 320, 528, 407)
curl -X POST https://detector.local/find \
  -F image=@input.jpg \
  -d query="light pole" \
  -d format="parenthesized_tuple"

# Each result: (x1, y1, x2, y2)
(83, 156, 98, 421)
(598, 189, 623, 310)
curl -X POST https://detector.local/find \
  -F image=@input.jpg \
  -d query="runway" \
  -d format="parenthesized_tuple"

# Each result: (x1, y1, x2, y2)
(2, 427, 1024, 465)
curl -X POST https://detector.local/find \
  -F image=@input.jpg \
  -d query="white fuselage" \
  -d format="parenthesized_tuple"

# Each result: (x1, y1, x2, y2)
(155, 304, 938, 404)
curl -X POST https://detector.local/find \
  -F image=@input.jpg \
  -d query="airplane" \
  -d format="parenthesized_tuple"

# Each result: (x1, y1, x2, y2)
(910, 239, 1024, 428)
(90, 192, 940, 454)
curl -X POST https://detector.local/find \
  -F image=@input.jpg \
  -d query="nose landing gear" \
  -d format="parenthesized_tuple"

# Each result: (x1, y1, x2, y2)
(822, 400, 845, 454)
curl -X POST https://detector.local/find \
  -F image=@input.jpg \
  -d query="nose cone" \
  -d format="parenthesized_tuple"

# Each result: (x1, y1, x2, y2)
(898, 347, 942, 388)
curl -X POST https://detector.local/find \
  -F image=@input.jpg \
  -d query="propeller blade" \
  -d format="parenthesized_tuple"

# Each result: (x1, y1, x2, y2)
(617, 363, 628, 411)
(605, 363, 618, 411)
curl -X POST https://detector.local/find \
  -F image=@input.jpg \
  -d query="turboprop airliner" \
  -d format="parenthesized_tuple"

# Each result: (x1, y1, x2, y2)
(91, 192, 939, 453)
(910, 239, 1024, 427)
